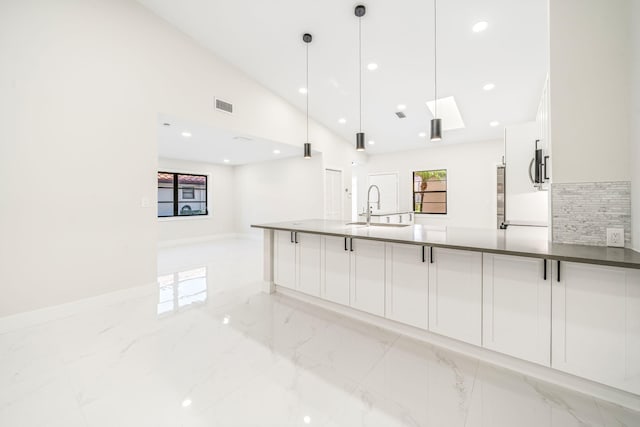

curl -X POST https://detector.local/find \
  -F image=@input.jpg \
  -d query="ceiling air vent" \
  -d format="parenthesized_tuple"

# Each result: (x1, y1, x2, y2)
(395, 111, 406, 119)
(215, 98, 233, 114)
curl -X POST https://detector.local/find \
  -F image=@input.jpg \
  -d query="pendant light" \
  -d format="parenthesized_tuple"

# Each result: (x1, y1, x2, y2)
(303, 33, 313, 158)
(355, 5, 366, 151)
(431, 0, 442, 141)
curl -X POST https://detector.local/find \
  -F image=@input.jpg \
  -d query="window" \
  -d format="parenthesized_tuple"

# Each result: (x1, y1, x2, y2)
(413, 169, 447, 214)
(157, 172, 208, 217)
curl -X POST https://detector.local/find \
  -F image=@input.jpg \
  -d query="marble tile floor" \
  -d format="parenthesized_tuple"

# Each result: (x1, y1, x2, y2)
(1, 237, 639, 426)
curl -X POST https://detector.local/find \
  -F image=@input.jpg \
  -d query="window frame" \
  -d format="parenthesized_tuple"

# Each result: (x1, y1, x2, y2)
(412, 169, 448, 215)
(157, 171, 209, 218)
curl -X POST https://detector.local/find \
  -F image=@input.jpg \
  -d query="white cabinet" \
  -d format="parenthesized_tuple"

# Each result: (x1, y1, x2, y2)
(297, 232, 322, 297)
(274, 230, 321, 297)
(385, 243, 429, 329)
(428, 248, 483, 346)
(399, 212, 414, 225)
(359, 213, 414, 224)
(552, 261, 640, 394)
(350, 238, 386, 316)
(274, 230, 297, 290)
(483, 254, 551, 365)
(323, 235, 350, 305)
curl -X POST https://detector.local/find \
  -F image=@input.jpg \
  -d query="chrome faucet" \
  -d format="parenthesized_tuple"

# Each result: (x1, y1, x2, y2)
(366, 185, 381, 226)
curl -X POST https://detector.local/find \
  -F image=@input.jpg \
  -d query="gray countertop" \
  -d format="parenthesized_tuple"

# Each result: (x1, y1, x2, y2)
(251, 219, 640, 270)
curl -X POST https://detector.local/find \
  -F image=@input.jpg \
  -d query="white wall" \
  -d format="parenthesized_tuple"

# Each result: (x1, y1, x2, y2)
(632, 1, 640, 252)
(158, 158, 235, 243)
(234, 155, 325, 235)
(549, 0, 631, 183)
(362, 140, 504, 229)
(233, 117, 366, 235)
(0, 0, 355, 316)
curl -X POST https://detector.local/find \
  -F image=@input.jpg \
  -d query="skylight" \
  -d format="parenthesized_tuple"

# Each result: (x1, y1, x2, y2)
(425, 96, 466, 131)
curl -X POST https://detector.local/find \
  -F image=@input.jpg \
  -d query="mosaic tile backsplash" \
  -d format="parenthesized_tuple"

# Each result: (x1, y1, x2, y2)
(552, 181, 631, 247)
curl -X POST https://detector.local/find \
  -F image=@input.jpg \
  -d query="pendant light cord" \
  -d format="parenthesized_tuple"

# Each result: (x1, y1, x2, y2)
(306, 41, 309, 143)
(434, 0, 437, 118)
(359, 15, 362, 133)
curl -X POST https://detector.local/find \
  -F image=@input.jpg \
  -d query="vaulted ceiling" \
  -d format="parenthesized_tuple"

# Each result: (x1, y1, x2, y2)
(139, 0, 548, 153)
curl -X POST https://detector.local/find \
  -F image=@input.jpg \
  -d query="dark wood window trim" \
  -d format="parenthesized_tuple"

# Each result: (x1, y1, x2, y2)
(413, 169, 447, 215)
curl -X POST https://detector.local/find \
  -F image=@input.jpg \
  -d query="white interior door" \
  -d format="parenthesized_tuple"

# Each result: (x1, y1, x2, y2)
(325, 169, 343, 220)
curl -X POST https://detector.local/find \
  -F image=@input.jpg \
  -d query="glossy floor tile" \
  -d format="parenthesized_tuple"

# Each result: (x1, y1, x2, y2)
(1, 237, 639, 426)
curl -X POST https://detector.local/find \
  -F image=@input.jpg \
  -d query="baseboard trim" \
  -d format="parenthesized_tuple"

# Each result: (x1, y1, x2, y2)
(275, 285, 640, 412)
(0, 282, 157, 334)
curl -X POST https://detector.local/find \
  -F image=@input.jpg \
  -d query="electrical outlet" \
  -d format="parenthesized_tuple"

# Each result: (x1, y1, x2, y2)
(606, 228, 625, 248)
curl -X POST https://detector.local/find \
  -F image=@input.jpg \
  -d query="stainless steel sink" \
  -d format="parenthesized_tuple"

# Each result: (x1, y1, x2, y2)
(346, 222, 410, 228)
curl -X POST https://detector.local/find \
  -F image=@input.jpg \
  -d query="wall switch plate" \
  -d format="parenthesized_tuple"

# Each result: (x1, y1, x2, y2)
(141, 197, 150, 208)
(606, 228, 625, 247)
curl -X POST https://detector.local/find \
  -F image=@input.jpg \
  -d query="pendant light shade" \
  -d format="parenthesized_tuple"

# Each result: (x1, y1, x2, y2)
(356, 132, 365, 151)
(430, 118, 442, 141)
(302, 33, 312, 158)
(430, 0, 442, 142)
(355, 5, 366, 151)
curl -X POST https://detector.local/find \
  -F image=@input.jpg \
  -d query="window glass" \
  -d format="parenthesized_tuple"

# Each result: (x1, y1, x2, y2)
(157, 172, 208, 217)
(413, 169, 447, 214)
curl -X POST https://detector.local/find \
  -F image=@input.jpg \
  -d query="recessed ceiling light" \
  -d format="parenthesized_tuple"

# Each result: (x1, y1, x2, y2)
(368, 140, 375, 145)
(181, 131, 192, 138)
(397, 104, 407, 111)
(483, 83, 495, 91)
(367, 63, 378, 71)
(490, 121, 500, 127)
(273, 149, 281, 154)
(182, 399, 192, 408)
(418, 132, 427, 138)
(303, 415, 311, 424)
(223, 159, 230, 163)
(298, 87, 308, 94)
(222, 315, 230, 325)
(338, 118, 347, 124)
(473, 21, 489, 33)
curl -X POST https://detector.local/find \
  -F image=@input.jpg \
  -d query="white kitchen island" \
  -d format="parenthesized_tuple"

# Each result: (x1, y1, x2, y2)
(252, 219, 640, 406)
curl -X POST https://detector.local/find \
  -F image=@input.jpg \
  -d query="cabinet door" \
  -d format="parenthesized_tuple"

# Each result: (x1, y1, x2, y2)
(428, 248, 482, 345)
(323, 236, 351, 305)
(552, 262, 640, 394)
(297, 233, 322, 297)
(483, 254, 550, 365)
(274, 230, 296, 289)
(385, 243, 429, 329)
(350, 238, 386, 316)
